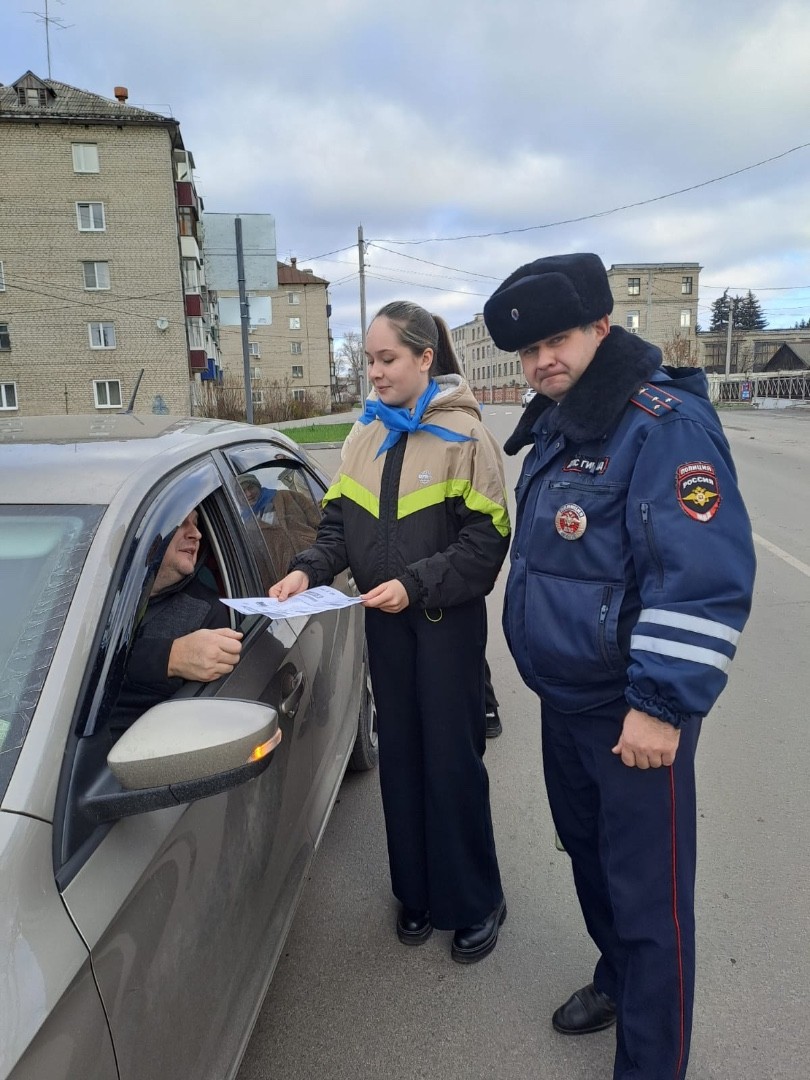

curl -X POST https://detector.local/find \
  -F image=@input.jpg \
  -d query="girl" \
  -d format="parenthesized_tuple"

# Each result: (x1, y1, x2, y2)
(270, 301, 510, 962)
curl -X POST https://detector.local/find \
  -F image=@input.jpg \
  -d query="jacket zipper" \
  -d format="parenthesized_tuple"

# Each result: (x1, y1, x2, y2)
(640, 502, 664, 589)
(598, 585, 613, 667)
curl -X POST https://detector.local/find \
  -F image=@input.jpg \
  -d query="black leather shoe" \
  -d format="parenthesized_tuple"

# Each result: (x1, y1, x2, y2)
(485, 709, 503, 738)
(451, 898, 506, 963)
(396, 907, 432, 946)
(552, 983, 616, 1035)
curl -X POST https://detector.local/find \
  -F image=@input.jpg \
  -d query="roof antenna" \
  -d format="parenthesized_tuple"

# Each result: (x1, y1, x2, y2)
(125, 368, 145, 413)
(25, 0, 73, 79)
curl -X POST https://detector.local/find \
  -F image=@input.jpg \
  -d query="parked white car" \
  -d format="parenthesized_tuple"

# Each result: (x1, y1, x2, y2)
(521, 387, 537, 408)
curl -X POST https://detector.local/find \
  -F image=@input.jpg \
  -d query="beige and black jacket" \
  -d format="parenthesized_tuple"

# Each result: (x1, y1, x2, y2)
(292, 376, 511, 608)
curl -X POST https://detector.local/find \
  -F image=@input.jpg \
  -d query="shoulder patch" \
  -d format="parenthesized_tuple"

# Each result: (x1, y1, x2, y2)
(676, 461, 721, 522)
(631, 384, 682, 418)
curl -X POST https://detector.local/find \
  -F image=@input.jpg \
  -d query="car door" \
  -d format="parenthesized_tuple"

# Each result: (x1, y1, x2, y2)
(222, 441, 365, 843)
(54, 455, 315, 1080)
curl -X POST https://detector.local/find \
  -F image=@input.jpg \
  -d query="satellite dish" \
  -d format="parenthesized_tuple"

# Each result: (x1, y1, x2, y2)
(155, 317, 170, 331)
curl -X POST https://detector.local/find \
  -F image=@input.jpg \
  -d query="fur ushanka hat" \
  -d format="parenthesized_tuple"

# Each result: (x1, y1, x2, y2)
(483, 253, 614, 353)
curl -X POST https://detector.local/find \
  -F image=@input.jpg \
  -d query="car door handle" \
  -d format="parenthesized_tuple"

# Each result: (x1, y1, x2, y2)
(280, 670, 305, 718)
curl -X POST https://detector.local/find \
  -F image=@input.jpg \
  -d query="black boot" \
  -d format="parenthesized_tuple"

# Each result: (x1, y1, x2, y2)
(450, 899, 506, 963)
(396, 907, 432, 945)
(552, 984, 616, 1034)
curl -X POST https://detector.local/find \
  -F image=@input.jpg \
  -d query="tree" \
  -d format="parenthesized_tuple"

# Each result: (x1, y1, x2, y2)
(709, 289, 767, 331)
(661, 333, 693, 368)
(335, 330, 365, 398)
(792, 318, 809, 329)
(735, 290, 767, 330)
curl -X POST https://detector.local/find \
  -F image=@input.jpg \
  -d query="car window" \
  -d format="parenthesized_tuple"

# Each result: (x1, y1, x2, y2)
(233, 461, 324, 585)
(0, 506, 103, 799)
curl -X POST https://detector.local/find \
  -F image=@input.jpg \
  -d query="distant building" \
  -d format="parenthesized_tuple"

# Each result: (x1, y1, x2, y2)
(607, 263, 701, 361)
(698, 328, 810, 373)
(215, 259, 333, 411)
(450, 313, 523, 396)
(0, 70, 216, 417)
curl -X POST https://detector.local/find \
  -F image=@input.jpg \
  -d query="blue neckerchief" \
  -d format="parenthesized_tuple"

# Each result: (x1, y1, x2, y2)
(358, 379, 475, 458)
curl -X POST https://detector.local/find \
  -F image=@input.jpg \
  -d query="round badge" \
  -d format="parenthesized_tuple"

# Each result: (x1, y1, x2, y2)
(555, 503, 587, 540)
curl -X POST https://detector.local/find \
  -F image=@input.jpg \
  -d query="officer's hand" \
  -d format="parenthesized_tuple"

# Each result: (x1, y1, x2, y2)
(269, 570, 310, 600)
(362, 579, 410, 613)
(612, 708, 680, 769)
(168, 627, 243, 682)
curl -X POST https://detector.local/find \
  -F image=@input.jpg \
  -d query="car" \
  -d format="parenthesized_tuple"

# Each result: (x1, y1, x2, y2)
(0, 414, 377, 1080)
(521, 387, 537, 408)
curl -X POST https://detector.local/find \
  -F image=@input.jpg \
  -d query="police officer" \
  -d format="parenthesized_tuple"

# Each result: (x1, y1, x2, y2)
(483, 254, 756, 1079)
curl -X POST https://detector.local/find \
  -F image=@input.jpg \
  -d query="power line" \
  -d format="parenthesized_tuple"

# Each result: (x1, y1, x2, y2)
(373, 141, 810, 246)
(368, 244, 501, 281)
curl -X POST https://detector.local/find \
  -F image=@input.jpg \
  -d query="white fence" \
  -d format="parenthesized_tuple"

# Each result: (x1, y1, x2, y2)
(706, 370, 810, 406)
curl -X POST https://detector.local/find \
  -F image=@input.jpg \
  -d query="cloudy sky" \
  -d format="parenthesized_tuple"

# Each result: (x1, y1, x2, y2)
(4, 0, 810, 337)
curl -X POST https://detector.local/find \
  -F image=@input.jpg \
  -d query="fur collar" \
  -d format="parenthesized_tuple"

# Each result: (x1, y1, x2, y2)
(504, 326, 661, 455)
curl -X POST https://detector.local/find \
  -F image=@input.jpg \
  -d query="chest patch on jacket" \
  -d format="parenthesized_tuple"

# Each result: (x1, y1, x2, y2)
(563, 454, 610, 476)
(676, 461, 721, 522)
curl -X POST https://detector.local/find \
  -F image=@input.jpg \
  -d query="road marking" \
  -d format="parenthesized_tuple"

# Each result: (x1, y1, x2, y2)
(753, 532, 810, 579)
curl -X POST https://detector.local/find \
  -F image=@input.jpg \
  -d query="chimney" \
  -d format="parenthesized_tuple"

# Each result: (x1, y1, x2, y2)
(114, 86, 129, 103)
(290, 257, 297, 268)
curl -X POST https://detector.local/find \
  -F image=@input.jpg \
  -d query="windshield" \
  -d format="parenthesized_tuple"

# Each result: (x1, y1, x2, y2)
(0, 506, 103, 799)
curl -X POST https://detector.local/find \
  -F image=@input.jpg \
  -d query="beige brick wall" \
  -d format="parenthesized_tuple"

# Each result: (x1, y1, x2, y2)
(608, 265, 701, 359)
(217, 279, 332, 408)
(0, 121, 194, 416)
(451, 314, 523, 389)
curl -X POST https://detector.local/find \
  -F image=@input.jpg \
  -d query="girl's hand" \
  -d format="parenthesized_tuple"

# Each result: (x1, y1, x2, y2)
(361, 579, 410, 613)
(269, 570, 310, 600)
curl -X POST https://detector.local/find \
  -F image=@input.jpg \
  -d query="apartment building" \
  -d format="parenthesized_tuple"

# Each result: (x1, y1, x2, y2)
(451, 313, 523, 393)
(0, 70, 216, 417)
(215, 259, 332, 410)
(607, 263, 701, 360)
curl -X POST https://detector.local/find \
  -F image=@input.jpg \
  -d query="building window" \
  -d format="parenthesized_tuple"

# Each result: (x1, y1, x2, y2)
(250, 366, 262, 381)
(290, 341, 302, 355)
(0, 382, 17, 410)
(72, 143, 100, 173)
(178, 208, 196, 236)
(289, 317, 301, 330)
(627, 277, 641, 296)
(287, 292, 301, 305)
(182, 258, 200, 293)
(18, 86, 48, 107)
(626, 311, 640, 332)
(0, 261, 5, 291)
(93, 380, 122, 409)
(82, 261, 110, 290)
(76, 202, 105, 231)
(0, 324, 11, 351)
(251, 389, 264, 407)
(88, 322, 116, 349)
(248, 342, 261, 357)
(682, 276, 693, 295)
(680, 309, 691, 328)
(291, 365, 304, 378)
(291, 388, 306, 402)
(186, 318, 205, 350)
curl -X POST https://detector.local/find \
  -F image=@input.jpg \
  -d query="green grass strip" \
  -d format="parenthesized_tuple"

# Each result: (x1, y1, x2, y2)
(281, 422, 354, 444)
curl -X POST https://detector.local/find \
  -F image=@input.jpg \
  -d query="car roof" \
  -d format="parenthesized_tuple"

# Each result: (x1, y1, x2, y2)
(0, 414, 294, 505)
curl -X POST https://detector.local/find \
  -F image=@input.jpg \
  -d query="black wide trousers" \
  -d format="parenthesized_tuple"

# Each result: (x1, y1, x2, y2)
(364, 598, 503, 930)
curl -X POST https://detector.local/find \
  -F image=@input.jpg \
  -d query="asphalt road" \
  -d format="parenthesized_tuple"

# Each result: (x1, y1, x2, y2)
(239, 405, 810, 1080)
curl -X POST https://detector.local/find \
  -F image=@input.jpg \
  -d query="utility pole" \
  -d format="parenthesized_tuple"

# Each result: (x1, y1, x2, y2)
(235, 216, 254, 424)
(358, 224, 368, 402)
(724, 296, 736, 381)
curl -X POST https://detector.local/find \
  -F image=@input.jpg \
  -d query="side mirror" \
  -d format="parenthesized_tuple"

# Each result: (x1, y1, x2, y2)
(80, 698, 281, 824)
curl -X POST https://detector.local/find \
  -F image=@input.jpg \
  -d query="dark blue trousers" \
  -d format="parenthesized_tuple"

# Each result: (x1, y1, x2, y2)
(542, 699, 701, 1080)
(365, 599, 503, 930)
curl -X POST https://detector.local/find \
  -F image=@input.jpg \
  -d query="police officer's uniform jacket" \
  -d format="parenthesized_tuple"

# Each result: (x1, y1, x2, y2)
(504, 325, 756, 724)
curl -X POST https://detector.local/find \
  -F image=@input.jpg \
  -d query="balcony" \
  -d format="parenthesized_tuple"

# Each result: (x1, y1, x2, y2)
(188, 349, 207, 372)
(184, 293, 204, 318)
(176, 181, 199, 214)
